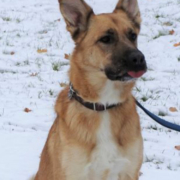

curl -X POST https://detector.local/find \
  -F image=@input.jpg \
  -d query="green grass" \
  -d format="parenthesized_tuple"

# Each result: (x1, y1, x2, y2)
(16, 18, 21, 23)
(134, 86, 141, 93)
(3, 50, 10, 55)
(15, 62, 21, 66)
(16, 33, 21, 37)
(2, 17, 12, 21)
(153, 31, 167, 39)
(23, 60, 30, 66)
(158, 111, 167, 117)
(141, 96, 148, 102)
(52, 62, 69, 71)
(141, 77, 155, 81)
(49, 90, 54, 96)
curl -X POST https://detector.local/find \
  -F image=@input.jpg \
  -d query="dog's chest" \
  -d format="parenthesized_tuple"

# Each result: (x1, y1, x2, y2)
(86, 112, 129, 180)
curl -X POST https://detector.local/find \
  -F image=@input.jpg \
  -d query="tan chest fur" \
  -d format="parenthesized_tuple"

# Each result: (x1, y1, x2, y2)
(57, 96, 143, 180)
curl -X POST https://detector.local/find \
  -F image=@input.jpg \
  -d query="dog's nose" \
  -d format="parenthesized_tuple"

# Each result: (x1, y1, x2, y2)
(130, 51, 145, 65)
(127, 50, 146, 71)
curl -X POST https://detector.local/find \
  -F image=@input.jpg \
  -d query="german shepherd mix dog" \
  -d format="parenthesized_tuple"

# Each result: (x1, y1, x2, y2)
(34, 0, 147, 179)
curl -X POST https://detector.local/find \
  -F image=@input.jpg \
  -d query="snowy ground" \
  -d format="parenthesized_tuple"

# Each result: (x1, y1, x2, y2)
(0, 0, 180, 179)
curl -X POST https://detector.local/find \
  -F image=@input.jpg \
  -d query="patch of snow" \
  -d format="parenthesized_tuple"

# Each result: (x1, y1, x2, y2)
(0, 0, 180, 179)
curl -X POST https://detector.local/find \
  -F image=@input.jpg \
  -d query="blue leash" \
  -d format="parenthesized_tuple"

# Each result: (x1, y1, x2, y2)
(136, 100, 180, 132)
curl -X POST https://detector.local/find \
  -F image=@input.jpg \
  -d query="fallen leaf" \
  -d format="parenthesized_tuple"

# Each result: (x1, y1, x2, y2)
(169, 29, 175, 35)
(174, 42, 180, 47)
(56, 18, 61, 22)
(169, 107, 178, 112)
(10, 52, 15, 55)
(64, 53, 70, 60)
(37, 49, 47, 53)
(175, 145, 180, 151)
(163, 22, 172, 26)
(60, 82, 68, 87)
(24, 108, 32, 113)
(30, 73, 38, 77)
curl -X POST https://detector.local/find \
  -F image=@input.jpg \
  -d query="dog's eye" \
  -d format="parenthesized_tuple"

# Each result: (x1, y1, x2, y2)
(129, 31, 137, 41)
(99, 35, 114, 44)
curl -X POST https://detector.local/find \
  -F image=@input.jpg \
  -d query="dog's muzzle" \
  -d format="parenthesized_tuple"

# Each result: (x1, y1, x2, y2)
(105, 50, 147, 81)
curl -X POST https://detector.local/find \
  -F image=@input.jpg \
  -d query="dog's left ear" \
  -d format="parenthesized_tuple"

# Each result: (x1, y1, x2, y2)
(59, 0, 94, 40)
(114, 0, 140, 19)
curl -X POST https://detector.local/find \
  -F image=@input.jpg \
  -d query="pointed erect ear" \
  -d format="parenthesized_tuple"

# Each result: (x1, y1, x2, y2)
(115, 0, 140, 19)
(59, 0, 94, 40)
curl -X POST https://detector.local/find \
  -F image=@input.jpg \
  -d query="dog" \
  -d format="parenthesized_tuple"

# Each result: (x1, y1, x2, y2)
(34, 0, 147, 179)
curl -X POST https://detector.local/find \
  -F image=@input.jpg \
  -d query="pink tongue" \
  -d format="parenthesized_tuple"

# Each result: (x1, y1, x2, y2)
(127, 71, 145, 78)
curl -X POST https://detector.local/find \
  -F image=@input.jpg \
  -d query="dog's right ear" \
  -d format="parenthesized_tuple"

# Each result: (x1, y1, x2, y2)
(59, 0, 94, 40)
(114, 0, 140, 19)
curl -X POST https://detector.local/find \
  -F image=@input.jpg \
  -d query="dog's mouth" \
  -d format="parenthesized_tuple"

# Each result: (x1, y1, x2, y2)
(105, 70, 146, 82)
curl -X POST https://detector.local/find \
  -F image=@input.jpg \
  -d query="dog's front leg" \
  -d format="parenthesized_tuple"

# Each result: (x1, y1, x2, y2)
(118, 173, 139, 180)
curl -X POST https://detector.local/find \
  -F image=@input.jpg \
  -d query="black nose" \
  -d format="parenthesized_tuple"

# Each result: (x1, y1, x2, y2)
(127, 50, 146, 71)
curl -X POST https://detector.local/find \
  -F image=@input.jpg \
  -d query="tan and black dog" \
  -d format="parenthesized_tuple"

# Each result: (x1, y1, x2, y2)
(34, 0, 147, 179)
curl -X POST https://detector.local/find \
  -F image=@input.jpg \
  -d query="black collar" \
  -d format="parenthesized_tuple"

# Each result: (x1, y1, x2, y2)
(68, 83, 120, 111)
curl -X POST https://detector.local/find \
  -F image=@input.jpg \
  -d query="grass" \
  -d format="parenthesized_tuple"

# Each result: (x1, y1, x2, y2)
(153, 31, 168, 39)
(16, 33, 21, 37)
(148, 67, 154, 71)
(141, 96, 149, 102)
(2, 17, 12, 21)
(178, 57, 180, 62)
(141, 77, 155, 81)
(16, 18, 21, 23)
(0, 109, 4, 117)
(38, 92, 42, 99)
(150, 95, 160, 101)
(15, 62, 21, 66)
(52, 62, 69, 71)
(15, 60, 30, 66)
(134, 86, 141, 93)
(155, 14, 161, 19)
(0, 70, 16, 74)
(49, 90, 54, 96)
(167, 164, 172, 170)
(2, 50, 12, 55)
(144, 156, 154, 163)
(147, 125, 158, 131)
(23, 60, 30, 66)
(158, 111, 167, 117)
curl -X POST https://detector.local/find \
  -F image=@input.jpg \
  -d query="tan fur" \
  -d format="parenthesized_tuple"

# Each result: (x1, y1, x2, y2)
(34, 0, 143, 180)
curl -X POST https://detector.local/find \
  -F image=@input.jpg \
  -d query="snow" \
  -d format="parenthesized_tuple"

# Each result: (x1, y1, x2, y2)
(0, 0, 180, 179)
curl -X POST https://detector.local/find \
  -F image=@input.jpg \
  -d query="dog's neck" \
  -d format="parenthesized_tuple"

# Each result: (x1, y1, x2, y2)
(69, 62, 135, 106)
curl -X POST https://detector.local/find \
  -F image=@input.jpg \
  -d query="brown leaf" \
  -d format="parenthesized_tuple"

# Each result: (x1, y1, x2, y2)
(169, 30, 175, 35)
(37, 49, 47, 53)
(174, 42, 180, 47)
(175, 145, 180, 151)
(163, 22, 172, 26)
(60, 82, 68, 87)
(10, 52, 15, 55)
(30, 73, 38, 77)
(169, 107, 178, 112)
(24, 108, 32, 113)
(64, 53, 70, 60)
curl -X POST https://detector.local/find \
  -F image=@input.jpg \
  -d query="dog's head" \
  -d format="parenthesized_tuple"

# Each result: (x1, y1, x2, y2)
(59, 0, 147, 83)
